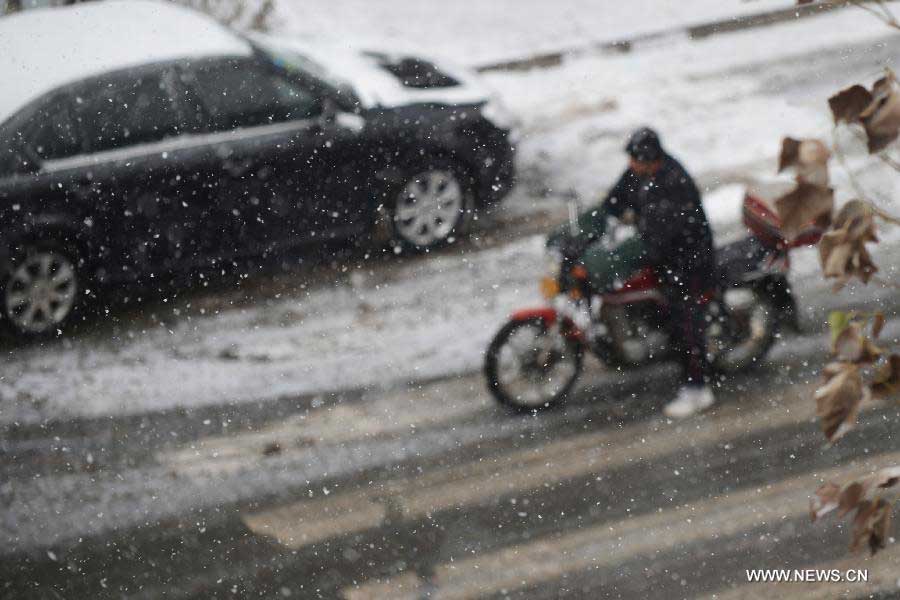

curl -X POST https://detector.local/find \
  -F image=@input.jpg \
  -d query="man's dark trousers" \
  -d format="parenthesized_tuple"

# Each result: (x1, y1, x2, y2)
(660, 269, 713, 388)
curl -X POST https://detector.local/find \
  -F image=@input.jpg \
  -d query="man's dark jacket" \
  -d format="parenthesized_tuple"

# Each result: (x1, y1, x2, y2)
(575, 154, 714, 276)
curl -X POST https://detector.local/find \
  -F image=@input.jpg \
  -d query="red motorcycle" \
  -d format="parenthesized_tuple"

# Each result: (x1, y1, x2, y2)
(484, 192, 822, 411)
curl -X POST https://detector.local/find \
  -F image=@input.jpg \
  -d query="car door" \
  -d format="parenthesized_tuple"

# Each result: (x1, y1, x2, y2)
(2, 89, 100, 271)
(273, 77, 372, 241)
(10, 65, 206, 281)
(303, 103, 372, 240)
(183, 57, 332, 253)
(55, 65, 212, 277)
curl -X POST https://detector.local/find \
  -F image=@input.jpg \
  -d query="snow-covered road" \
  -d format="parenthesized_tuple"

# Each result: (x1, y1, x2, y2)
(1, 6, 899, 426)
(268, 0, 813, 69)
(6, 5, 900, 598)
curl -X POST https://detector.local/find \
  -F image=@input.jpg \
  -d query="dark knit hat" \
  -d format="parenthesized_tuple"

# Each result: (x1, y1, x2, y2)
(625, 127, 663, 161)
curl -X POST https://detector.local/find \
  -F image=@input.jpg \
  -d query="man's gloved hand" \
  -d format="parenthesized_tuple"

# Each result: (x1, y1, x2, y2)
(558, 236, 587, 261)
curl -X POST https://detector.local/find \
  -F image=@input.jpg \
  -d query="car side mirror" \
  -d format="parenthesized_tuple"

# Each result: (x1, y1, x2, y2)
(319, 98, 365, 133)
(321, 98, 338, 123)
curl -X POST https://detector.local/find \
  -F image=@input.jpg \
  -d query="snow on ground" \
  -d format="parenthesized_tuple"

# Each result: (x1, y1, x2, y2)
(2, 5, 900, 425)
(270, 0, 792, 68)
(484, 7, 900, 205)
(0, 236, 543, 424)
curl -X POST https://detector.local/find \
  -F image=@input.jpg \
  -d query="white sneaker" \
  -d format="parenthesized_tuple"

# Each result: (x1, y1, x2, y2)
(664, 386, 715, 418)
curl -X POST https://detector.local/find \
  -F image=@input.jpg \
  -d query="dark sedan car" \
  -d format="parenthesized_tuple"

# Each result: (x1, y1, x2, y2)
(0, 1, 516, 337)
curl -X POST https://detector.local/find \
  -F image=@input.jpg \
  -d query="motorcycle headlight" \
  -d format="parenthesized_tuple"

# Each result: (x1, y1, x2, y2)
(539, 276, 560, 299)
(545, 248, 562, 278)
(540, 249, 562, 299)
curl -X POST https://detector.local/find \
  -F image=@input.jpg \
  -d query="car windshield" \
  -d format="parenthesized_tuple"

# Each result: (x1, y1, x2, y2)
(252, 37, 349, 93)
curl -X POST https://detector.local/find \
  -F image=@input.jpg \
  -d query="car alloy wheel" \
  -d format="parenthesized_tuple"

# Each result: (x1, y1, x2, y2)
(393, 169, 465, 248)
(5, 250, 78, 335)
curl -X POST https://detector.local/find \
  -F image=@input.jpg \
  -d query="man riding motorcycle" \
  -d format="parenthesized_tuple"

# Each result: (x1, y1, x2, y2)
(549, 127, 717, 418)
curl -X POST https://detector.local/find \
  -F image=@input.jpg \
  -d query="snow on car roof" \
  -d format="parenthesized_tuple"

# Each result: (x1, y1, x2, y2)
(0, 0, 253, 124)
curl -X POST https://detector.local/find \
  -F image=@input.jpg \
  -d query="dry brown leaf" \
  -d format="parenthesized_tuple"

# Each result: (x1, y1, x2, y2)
(833, 324, 858, 357)
(834, 200, 878, 242)
(778, 137, 800, 173)
(823, 361, 847, 379)
(818, 201, 879, 286)
(812, 468, 900, 554)
(811, 481, 841, 521)
(873, 312, 886, 339)
(872, 354, 900, 399)
(833, 323, 862, 361)
(815, 362, 865, 442)
(860, 70, 900, 153)
(869, 466, 900, 490)
(851, 498, 892, 555)
(829, 70, 900, 153)
(797, 140, 831, 185)
(874, 71, 896, 94)
(839, 481, 866, 517)
(819, 229, 852, 278)
(777, 137, 830, 186)
(774, 183, 834, 240)
(860, 336, 884, 363)
(853, 244, 879, 285)
(833, 323, 883, 363)
(829, 84, 874, 124)
(814, 469, 900, 520)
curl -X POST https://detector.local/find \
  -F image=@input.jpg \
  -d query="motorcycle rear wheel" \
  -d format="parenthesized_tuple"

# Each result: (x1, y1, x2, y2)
(709, 288, 776, 373)
(484, 317, 584, 412)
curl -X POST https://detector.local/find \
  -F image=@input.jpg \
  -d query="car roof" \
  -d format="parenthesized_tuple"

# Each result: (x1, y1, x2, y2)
(0, 0, 253, 125)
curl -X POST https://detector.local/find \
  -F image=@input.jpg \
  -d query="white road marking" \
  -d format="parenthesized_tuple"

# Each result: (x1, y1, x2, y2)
(159, 376, 492, 477)
(242, 382, 820, 548)
(341, 451, 900, 600)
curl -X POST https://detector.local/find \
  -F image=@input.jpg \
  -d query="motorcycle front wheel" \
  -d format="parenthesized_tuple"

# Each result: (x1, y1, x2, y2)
(484, 317, 584, 412)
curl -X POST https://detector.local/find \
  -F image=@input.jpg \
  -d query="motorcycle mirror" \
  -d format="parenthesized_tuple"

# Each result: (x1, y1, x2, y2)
(561, 189, 581, 237)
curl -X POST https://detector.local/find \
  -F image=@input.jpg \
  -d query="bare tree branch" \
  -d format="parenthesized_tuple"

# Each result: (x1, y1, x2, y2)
(849, 0, 900, 30)
(831, 126, 900, 223)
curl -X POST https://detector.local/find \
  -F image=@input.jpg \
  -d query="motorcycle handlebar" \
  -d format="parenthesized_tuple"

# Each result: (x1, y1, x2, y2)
(561, 189, 582, 238)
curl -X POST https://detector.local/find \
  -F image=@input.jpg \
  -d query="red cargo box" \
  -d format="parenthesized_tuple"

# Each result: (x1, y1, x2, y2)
(742, 192, 823, 249)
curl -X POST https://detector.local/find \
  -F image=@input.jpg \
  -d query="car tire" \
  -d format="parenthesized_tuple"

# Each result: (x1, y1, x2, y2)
(1, 242, 82, 339)
(386, 158, 475, 251)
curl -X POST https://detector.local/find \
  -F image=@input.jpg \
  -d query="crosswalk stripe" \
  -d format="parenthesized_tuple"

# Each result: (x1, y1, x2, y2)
(159, 376, 491, 477)
(242, 490, 386, 550)
(242, 382, 820, 548)
(340, 450, 900, 600)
